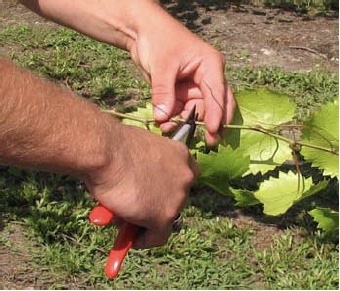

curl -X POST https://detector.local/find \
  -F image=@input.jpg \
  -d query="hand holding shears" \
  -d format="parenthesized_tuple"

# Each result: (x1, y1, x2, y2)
(89, 106, 197, 279)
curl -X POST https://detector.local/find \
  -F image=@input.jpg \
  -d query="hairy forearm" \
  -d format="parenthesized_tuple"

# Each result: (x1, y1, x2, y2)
(19, 0, 170, 51)
(0, 58, 120, 179)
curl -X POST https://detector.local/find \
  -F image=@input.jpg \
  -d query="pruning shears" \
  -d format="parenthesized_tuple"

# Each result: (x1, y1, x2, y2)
(89, 106, 197, 279)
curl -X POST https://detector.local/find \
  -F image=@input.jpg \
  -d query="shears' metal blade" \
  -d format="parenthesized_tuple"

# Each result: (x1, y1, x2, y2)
(171, 105, 197, 145)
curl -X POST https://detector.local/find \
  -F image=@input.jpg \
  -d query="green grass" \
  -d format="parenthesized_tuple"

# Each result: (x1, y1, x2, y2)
(0, 25, 150, 111)
(230, 66, 338, 121)
(1, 170, 338, 289)
(0, 25, 338, 289)
(1, 25, 337, 118)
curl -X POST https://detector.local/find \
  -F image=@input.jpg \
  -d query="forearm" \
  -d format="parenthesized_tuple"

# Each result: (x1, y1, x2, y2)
(19, 0, 175, 51)
(18, 0, 235, 146)
(0, 57, 120, 180)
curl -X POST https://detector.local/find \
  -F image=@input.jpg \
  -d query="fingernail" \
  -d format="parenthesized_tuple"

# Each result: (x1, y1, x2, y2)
(153, 104, 168, 120)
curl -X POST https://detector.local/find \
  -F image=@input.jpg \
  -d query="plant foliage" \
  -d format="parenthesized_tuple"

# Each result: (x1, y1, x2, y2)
(108, 87, 339, 236)
(301, 100, 339, 177)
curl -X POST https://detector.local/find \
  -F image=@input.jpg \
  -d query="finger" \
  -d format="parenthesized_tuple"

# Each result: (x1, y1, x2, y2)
(201, 80, 225, 134)
(158, 100, 184, 132)
(182, 99, 205, 121)
(205, 131, 221, 147)
(175, 81, 205, 119)
(188, 154, 200, 179)
(198, 58, 226, 137)
(159, 99, 204, 132)
(159, 121, 178, 133)
(225, 84, 236, 125)
(112, 216, 127, 229)
(151, 66, 177, 123)
(133, 224, 172, 249)
(175, 81, 202, 102)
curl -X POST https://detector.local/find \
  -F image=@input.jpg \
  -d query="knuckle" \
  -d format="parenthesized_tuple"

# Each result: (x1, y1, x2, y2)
(173, 143, 197, 184)
(164, 206, 178, 223)
(207, 48, 225, 66)
(183, 166, 195, 185)
(219, 53, 226, 65)
(152, 83, 172, 96)
(139, 229, 171, 249)
(163, 197, 183, 224)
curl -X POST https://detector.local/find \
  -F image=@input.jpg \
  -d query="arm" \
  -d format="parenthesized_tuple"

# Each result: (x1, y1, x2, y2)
(19, 0, 236, 145)
(0, 58, 196, 248)
(0, 58, 115, 176)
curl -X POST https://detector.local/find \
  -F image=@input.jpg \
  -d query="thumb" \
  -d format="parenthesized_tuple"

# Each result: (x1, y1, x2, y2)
(151, 70, 176, 123)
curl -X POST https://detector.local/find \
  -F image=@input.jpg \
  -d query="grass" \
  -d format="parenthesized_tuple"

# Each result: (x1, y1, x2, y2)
(230, 66, 339, 120)
(1, 171, 338, 289)
(0, 25, 150, 111)
(0, 24, 339, 289)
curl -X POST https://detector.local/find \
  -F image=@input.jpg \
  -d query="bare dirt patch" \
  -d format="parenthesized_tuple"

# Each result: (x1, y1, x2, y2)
(164, 1, 339, 73)
(0, 223, 45, 290)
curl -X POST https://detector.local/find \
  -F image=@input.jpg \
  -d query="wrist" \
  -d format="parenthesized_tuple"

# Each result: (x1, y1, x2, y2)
(99, 0, 167, 50)
(79, 115, 124, 187)
(21, 0, 178, 52)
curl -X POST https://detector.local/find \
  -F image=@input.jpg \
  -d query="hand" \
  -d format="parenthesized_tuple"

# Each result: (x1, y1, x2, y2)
(0, 57, 197, 250)
(84, 124, 198, 249)
(127, 4, 236, 146)
(19, 0, 235, 146)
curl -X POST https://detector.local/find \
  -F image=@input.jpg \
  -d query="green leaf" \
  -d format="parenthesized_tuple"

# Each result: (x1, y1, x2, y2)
(197, 145, 250, 195)
(300, 179, 329, 200)
(309, 207, 339, 233)
(239, 131, 292, 175)
(221, 104, 243, 149)
(236, 87, 296, 126)
(121, 103, 161, 134)
(301, 101, 339, 177)
(254, 172, 327, 216)
(230, 188, 261, 207)
(225, 87, 296, 174)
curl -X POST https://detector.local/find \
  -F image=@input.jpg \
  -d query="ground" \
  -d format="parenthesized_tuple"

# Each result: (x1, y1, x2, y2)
(0, 0, 338, 72)
(0, 0, 338, 289)
(173, 2, 338, 73)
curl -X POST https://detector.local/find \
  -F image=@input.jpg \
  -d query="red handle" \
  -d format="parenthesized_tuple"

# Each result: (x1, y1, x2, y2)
(89, 204, 139, 278)
(89, 204, 114, 226)
(105, 222, 139, 278)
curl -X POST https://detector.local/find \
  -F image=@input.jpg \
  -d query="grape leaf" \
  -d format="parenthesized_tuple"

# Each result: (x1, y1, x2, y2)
(225, 88, 296, 174)
(239, 131, 293, 175)
(236, 87, 296, 126)
(121, 103, 161, 134)
(221, 103, 243, 149)
(230, 188, 261, 207)
(301, 101, 339, 177)
(309, 207, 339, 233)
(254, 172, 328, 216)
(197, 145, 250, 195)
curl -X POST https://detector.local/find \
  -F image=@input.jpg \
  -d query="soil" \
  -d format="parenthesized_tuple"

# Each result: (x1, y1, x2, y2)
(0, 0, 338, 289)
(0, 0, 339, 73)
(165, 1, 339, 73)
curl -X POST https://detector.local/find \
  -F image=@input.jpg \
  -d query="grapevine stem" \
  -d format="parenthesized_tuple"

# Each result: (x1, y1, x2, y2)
(226, 124, 338, 155)
(102, 109, 338, 156)
(102, 109, 152, 124)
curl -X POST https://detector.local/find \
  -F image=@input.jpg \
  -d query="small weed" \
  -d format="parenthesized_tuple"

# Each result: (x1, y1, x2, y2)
(237, 50, 251, 60)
